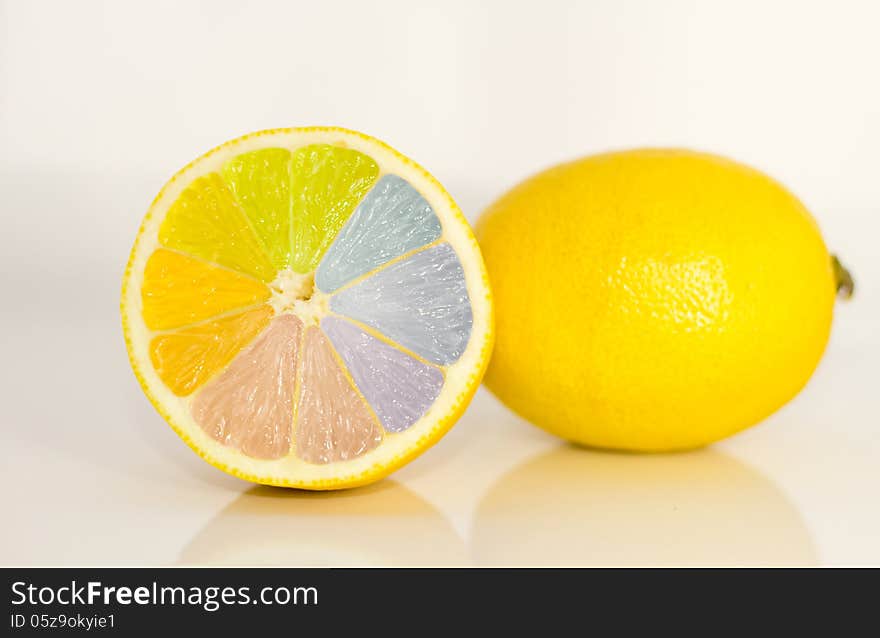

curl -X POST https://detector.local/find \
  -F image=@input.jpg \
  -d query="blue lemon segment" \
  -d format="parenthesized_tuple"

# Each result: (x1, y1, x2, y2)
(316, 174, 442, 293)
(127, 128, 489, 487)
(329, 243, 473, 365)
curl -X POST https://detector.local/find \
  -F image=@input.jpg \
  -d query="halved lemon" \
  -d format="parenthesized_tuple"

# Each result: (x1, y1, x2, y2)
(122, 127, 493, 489)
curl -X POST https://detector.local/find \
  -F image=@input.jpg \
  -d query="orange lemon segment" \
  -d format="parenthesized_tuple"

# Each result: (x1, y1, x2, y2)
(142, 249, 271, 331)
(149, 305, 273, 396)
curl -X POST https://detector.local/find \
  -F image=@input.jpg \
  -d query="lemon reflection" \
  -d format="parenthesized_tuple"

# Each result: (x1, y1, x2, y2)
(473, 446, 816, 566)
(181, 481, 468, 566)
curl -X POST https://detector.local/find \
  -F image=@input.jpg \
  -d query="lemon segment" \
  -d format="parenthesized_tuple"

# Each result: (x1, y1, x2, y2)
(159, 173, 276, 282)
(295, 326, 383, 464)
(222, 148, 293, 271)
(321, 316, 444, 433)
(315, 174, 442, 293)
(289, 144, 379, 273)
(142, 249, 271, 331)
(329, 243, 472, 365)
(192, 315, 302, 460)
(149, 305, 273, 396)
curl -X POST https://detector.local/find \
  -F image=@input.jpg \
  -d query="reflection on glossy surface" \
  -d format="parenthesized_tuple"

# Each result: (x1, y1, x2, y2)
(180, 481, 467, 566)
(473, 446, 816, 566)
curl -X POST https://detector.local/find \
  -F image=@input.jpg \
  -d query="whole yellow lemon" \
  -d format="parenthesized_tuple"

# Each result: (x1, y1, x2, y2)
(476, 149, 849, 451)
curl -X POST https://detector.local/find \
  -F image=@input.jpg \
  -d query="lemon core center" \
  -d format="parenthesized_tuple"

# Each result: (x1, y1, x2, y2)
(269, 269, 327, 325)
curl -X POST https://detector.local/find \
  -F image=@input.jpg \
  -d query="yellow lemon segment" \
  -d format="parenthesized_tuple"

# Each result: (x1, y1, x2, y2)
(142, 249, 271, 331)
(149, 305, 273, 396)
(289, 144, 379, 273)
(477, 149, 841, 451)
(159, 173, 276, 282)
(222, 148, 293, 271)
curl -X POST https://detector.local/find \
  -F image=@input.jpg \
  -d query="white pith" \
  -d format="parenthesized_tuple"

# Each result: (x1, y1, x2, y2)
(269, 268, 327, 325)
(122, 128, 492, 487)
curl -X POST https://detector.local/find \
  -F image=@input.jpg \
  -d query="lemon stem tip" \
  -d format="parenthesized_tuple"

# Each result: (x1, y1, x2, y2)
(832, 255, 855, 300)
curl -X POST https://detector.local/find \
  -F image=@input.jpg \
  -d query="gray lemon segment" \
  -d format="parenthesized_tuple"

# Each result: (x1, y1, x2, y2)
(329, 242, 473, 366)
(316, 174, 443, 293)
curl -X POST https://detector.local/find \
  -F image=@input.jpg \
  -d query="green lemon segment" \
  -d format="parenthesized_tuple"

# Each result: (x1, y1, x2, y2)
(222, 148, 293, 272)
(289, 144, 379, 273)
(158, 173, 277, 282)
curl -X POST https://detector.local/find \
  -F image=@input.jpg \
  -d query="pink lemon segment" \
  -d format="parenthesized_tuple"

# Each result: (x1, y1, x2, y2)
(295, 327, 384, 464)
(193, 315, 302, 460)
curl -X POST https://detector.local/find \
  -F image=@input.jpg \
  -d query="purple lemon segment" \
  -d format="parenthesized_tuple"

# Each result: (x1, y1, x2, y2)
(295, 327, 383, 464)
(321, 316, 443, 433)
(192, 315, 302, 460)
(122, 128, 492, 488)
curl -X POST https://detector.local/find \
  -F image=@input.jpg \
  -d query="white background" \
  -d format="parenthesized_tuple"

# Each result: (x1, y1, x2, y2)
(1, 0, 878, 565)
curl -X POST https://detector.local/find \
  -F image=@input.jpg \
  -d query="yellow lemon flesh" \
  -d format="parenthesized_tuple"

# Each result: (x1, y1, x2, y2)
(122, 128, 493, 489)
(476, 149, 842, 451)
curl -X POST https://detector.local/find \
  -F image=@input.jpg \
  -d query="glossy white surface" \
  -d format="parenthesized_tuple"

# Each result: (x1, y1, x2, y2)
(1, 0, 878, 566)
(1, 271, 877, 566)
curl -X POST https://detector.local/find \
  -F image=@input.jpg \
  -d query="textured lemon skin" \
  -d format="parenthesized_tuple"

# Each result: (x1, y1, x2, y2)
(476, 149, 835, 451)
